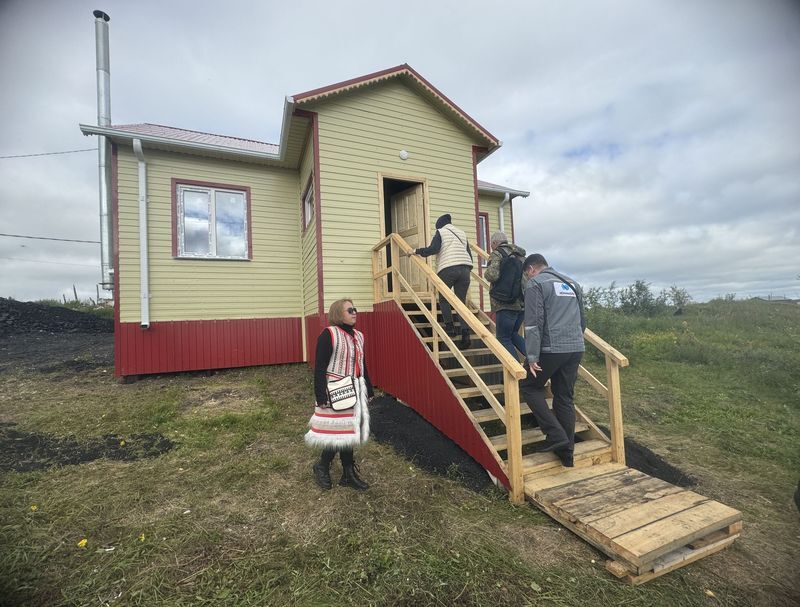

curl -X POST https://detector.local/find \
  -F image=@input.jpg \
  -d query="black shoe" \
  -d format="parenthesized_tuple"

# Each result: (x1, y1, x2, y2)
(459, 330, 471, 349)
(554, 448, 574, 467)
(313, 462, 332, 490)
(444, 322, 456, 337)
(533, 438, 570, 453)
(340, 464, 369, 490)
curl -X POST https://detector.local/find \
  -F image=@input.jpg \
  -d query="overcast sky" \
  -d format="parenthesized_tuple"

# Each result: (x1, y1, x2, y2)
(1, 0, 798, 303)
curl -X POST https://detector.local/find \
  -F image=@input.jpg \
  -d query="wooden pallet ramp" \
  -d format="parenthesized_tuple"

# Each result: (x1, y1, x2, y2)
(525, 463, 742, 584)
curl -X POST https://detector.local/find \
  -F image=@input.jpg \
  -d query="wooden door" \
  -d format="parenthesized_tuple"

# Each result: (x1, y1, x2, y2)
(390, 184, 426, 292)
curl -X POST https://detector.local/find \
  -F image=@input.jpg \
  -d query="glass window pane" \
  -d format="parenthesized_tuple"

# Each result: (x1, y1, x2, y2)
(215, 191, 247, 257)
(183, 189, 210, 254)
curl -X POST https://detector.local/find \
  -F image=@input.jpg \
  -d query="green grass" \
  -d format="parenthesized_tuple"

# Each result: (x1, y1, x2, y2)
(1, 300, 798, 606)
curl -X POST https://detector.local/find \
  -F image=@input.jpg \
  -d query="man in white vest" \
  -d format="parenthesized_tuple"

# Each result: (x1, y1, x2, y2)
(413, 213, 474, 348)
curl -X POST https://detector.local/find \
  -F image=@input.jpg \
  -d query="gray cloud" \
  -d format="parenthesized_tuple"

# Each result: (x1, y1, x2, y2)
(1, 0, 799, 302)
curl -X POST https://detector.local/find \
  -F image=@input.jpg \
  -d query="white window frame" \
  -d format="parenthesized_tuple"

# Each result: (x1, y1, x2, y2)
(176, 183, 250, 260)
(302, 177, 315, 231)
(478, 213, 490, 268)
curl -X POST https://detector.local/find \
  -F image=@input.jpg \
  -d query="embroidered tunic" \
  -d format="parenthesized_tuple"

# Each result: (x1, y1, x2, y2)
(305, 326, 371, 449)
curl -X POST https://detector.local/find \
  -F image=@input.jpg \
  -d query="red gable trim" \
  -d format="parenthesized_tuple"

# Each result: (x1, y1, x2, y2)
(293, 64, 499, 147)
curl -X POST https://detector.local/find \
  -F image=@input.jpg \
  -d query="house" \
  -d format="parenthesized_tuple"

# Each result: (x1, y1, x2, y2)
(79, 59, 743, 584)
(80, 64, 530, 378)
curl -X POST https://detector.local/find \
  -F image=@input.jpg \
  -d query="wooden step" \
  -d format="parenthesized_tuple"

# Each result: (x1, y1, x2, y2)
(445, 364, 503, 377)
(489, 422, 590, 451)
(519, 439, 612, 476)
(457, 384, 504, 399)
(438, 348, 492, 358)
(413, 319, 492, 329)
(523, 463, 742, 584)
(471, 400, 550, 423)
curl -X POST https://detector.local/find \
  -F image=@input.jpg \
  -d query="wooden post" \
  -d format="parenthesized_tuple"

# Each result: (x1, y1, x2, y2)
(504, 368, 525, 505)
(606, 355, 625, 464)
(431, 288, 439, 360)
(372, 249, 385, 303)
(390, 238, 400, 303)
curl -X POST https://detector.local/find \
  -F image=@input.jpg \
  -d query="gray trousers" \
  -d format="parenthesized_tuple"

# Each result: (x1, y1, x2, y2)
(519, 351, 583, 449)
(437, 264, 471, 331)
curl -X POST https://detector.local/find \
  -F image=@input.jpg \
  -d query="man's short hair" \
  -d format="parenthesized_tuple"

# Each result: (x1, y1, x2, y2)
(522, 254, 548, 273)
(490, 231, 507, 247)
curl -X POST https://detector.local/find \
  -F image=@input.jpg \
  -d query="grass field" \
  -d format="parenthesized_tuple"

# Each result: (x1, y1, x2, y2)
(0, 300, 797, 606)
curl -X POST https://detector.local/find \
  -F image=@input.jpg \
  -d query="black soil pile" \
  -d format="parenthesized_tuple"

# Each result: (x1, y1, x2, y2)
(370, 396, 493, 492)
(597, 424, 697, 487)
(370, 397, 695, 492)
(0, 297, 113, 337)
(0, 422, 174, 472)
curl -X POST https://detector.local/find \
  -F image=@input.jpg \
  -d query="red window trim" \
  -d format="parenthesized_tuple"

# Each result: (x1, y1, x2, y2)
(171, 177, 253, 260)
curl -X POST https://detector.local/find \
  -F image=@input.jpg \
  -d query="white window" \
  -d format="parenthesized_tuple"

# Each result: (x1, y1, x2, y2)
(302, 178, 315, 230)
(176, 183, 249, 259)
(478, 213, 490, 267)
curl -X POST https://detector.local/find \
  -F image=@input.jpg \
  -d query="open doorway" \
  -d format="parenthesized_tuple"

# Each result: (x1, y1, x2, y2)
(381, 176, 429, 293)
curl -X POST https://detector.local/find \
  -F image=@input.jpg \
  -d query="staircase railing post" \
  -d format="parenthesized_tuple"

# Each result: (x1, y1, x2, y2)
(431, 288, 439, 360)
(371, 249, 381, 303)
(390, 238, 400, 303)
(504, 368, 525, 505)
(605, 355, 625, 464)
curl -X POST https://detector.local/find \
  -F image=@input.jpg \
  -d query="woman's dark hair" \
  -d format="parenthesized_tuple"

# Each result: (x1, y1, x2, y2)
(522, 253, 548, 273)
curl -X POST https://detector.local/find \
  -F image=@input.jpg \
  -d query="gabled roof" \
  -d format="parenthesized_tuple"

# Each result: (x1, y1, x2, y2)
(292, 64, 501, 151)
(477, 180, 530, 198)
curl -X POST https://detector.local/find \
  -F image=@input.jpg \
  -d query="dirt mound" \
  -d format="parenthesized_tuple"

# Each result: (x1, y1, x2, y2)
(0, 298, 113, 337)
(370, 397, 493, 492)
(370, 397, 695, 493)
(0, 423, 174, 472)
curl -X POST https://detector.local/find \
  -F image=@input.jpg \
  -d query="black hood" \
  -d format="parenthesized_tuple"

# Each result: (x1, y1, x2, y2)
(435, 214, 452, 229)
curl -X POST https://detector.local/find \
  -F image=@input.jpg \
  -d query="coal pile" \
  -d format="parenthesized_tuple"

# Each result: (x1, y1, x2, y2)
(0, 297, 113, 337)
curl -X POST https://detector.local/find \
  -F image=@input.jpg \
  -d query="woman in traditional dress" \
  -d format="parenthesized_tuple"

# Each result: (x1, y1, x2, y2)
(305, 298, 373, 490)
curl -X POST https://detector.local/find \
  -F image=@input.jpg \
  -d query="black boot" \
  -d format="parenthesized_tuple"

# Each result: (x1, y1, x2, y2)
(339, 464, 369, 490)
(313, 461, 332, 490)
(554, 447, 574, 468)
(459, 329, 471, 349)
(444, 322, 456, 337)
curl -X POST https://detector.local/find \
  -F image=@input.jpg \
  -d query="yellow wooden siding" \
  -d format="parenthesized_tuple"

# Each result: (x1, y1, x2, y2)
(478, 192, 505, 244)
(307, 80, 482, 311)
(298, 130, 319, 316)
(116, 147, 301, 322)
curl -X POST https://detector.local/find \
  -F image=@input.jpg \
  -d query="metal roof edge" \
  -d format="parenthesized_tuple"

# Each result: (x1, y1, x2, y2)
(477, 182, 530, 198)
(79, 124, 283, 162)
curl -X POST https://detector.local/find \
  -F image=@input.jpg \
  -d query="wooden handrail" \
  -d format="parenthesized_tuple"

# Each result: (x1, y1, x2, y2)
(390, 234, 525, 379)
(584, 328, 629, 367)
(469, 241, 490, 261)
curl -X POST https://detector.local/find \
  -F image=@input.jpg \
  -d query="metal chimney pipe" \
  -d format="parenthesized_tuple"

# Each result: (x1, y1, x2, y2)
(94, 9, 114, 291)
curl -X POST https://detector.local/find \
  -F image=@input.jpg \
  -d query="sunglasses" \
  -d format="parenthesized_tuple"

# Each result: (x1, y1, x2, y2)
(346, 307, 358, 314)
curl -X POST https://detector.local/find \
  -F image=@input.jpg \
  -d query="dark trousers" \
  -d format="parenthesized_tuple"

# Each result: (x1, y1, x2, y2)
(496, 309, 525, 360)
(519, 351, 583, 449)
(437, 264, 471, 331)
(320, 447, 353, 467)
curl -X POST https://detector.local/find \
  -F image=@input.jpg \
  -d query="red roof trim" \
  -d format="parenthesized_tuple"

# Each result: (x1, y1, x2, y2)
(293, 64, 409, 101)
(293, 64, 499, 146)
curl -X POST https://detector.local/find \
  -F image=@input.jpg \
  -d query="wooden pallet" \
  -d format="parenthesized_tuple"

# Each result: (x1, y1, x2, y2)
(525, 463, 742, 584)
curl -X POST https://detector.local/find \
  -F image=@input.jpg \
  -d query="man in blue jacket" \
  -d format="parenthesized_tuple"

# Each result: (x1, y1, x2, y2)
(520, 253, 586, 467)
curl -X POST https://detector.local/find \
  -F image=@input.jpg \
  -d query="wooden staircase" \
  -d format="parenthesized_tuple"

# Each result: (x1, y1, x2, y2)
(371, 233, 742, 584)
